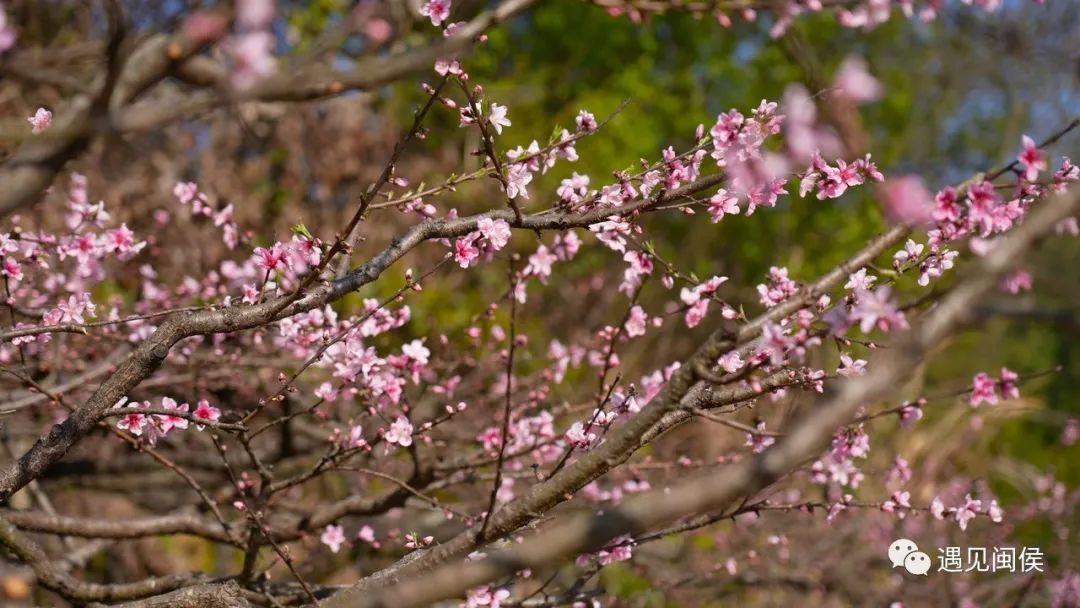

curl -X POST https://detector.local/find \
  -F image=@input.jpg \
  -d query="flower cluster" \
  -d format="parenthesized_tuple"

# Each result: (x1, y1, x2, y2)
(173, 181, 241, 250)
(930, 493, 1004, 531)
(454, 217, 512, 268)
(969, 368, 1020, 407)
(575, 535, 634, 568)
(113, 397, 221, 443)
(798, 152, 884, 200)
(811, 425, 871, 488)
(0, 175, 151, 360)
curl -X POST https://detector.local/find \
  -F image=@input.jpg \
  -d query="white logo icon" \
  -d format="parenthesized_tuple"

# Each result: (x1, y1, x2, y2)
(904, 551, 931, 575)
(888, 538, 929, 575)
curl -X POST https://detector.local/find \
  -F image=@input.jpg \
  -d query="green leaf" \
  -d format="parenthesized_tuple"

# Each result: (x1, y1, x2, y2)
(291, 223, 314, 240)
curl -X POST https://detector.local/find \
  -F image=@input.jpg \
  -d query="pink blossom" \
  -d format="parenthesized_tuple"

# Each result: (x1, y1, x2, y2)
(230, 31, 275, 89)
(104, 224, 146, 258)
(0, 233, 16, 254)
(357, 525, 377, 545)
(576, 110, 598, 133)
(887, 455, 912, 486)
(782, 85, 839, 162)
(1018, 135, 1047, 182)
(385, 416, 414, 447)
(1054, 157, 1079, 192)
(917, 249, 958, 286)
(181, 11, 229, 43)
(954, 494, 982, 531)
(193, 399, 221, 430)
(254, 244, 289, 272)
(505, 164, 532, 199)
(557, 173, 590, 204)
(419, 0, 451, 26)
(465, 585, 510, 608)
(117, 411, 147, 436)
(707, 189, 740, 222)
(589, 217, 632, 252)
(684, 300, 708, 328)
(856, 156, 884, 182)
(969, 372, 998, 407)
(156, 397, 190, 434)
(1056, 216, 1079, 236)
(2, 257, 22, 281)
(28, 108, 52, 134)
(496, 477, 514, 503)
(882, 490, 911, 515)
(826, 494, 853, 523)
(487, 103, 510, 134)
(1049, 573, 1080, 608)
(624, 306, 647, 338)
(892, 239, 924, 265)
(930, 496, 947, 520)
(442, 21, 466, 36)
(237, 0, 274, 29)
(679, 286, 702, 307)
(612, 391, 639, 415)
(882, 176, 934, 225)
(833, 56, 882, 104)
(619, 251, 654, 295)
(698, 275, 728, 294)
(321, 524, 347, 553)
(434, 58, 463, 77)
(290, 235, 322, 267)
(564, 421, 596, 448)
(552, 130, 579, 165)
(844, 268, 876, 291)
(837, 354, 867, 377)
(525, 245, 558, 282)
(403, 532, 434, 549)
(346, 424, 365, 449)
(401, 339, 430, 366)
(1000, 270, 1032, 294)
(718, 351, 744, 373)
(597, 538, 633, 565)
(999, 367, 1020, 400)
(477, 217, 511, 250)
(0, 4, 17, 51)
(173, 181, 206, 207)
(899, 400, 924, 429)
(759, 322, 796, 366)
(756, 266, 799, 308)
(1063, 419, 1079, 446)
(745, 420, 776, 453)
(850, 286, 907, 333)
(454, 236, 480, 268)
(49, 293, 96, 325)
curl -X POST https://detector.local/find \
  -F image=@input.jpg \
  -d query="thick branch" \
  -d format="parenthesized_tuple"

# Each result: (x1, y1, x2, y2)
(87, 581, 252, 608)
(0, 514, 210, 603)
(1, 510, 236, 545)
(112, 0, 539, 132)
